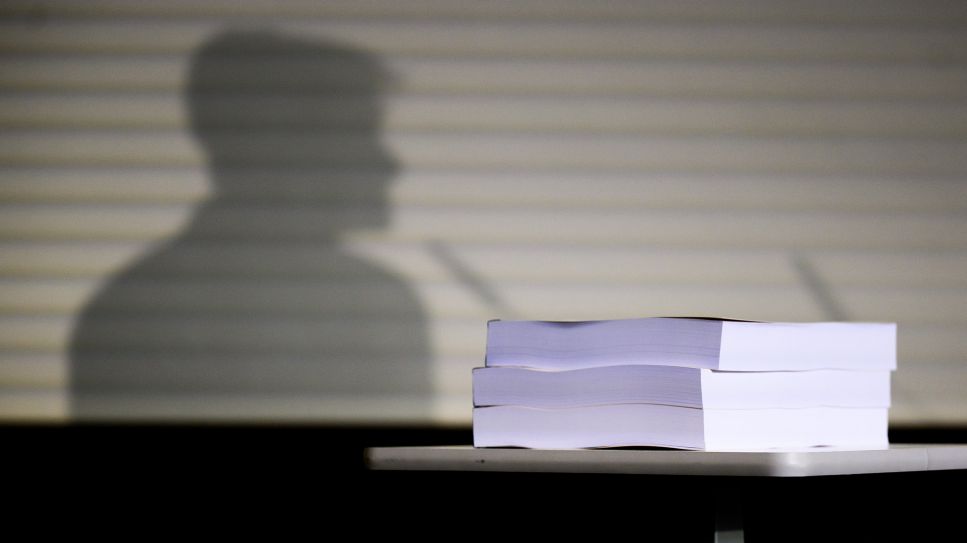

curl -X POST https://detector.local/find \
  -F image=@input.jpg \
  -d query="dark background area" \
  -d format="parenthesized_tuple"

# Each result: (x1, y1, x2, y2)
(5, 424, 966, 541)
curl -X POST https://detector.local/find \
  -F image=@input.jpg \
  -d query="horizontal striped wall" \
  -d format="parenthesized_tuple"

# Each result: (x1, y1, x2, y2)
(1, 0, 966, 424)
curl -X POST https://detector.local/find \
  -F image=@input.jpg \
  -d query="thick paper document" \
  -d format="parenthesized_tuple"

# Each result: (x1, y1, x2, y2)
(473, 404, 889, 451)
(473, 365, 891, 409)
(486, 318, 896, 371)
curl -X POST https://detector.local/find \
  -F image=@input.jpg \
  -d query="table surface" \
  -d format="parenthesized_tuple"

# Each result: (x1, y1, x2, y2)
(365, 444, 967, 477)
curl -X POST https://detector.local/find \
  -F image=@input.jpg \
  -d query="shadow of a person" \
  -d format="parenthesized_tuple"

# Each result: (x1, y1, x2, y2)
(69, 30, 431, 420)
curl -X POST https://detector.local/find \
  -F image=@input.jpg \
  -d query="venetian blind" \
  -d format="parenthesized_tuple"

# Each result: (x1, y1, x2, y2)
(1, 0, 966, 424)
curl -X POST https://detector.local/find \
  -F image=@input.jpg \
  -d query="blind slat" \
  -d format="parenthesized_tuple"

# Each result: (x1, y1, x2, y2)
(3, 206, 967, 249)
(3, 245, 967, 287)
(3, 0, 966, 24)
(5, 94, 967, 139)
(4, 20, 967, 62)
(4, 132, 967, 175)
(4, 57, 967, 100)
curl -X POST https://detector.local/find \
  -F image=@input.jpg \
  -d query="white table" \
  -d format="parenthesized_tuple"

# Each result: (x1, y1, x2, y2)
(365, 444, 967, 541)
(365, 444, 967, 477)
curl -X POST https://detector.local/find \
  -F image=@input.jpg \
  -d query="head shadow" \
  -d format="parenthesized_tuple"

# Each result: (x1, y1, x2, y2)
(188, 29, 399, 236)
(69, 30, 431, 420)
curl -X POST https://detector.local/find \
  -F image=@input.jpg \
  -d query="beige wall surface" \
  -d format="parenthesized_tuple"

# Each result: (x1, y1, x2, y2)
(1, 1, 966, 424)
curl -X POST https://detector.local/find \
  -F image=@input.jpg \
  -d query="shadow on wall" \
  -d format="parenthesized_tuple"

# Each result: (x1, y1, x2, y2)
(70, 30, 431, 420)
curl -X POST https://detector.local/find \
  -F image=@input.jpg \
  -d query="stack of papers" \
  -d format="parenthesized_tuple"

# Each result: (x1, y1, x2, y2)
(473, 317, 896, 451)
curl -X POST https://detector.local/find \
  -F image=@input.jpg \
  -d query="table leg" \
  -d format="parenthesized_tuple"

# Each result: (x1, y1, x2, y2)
(715, 496, 744, 543)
